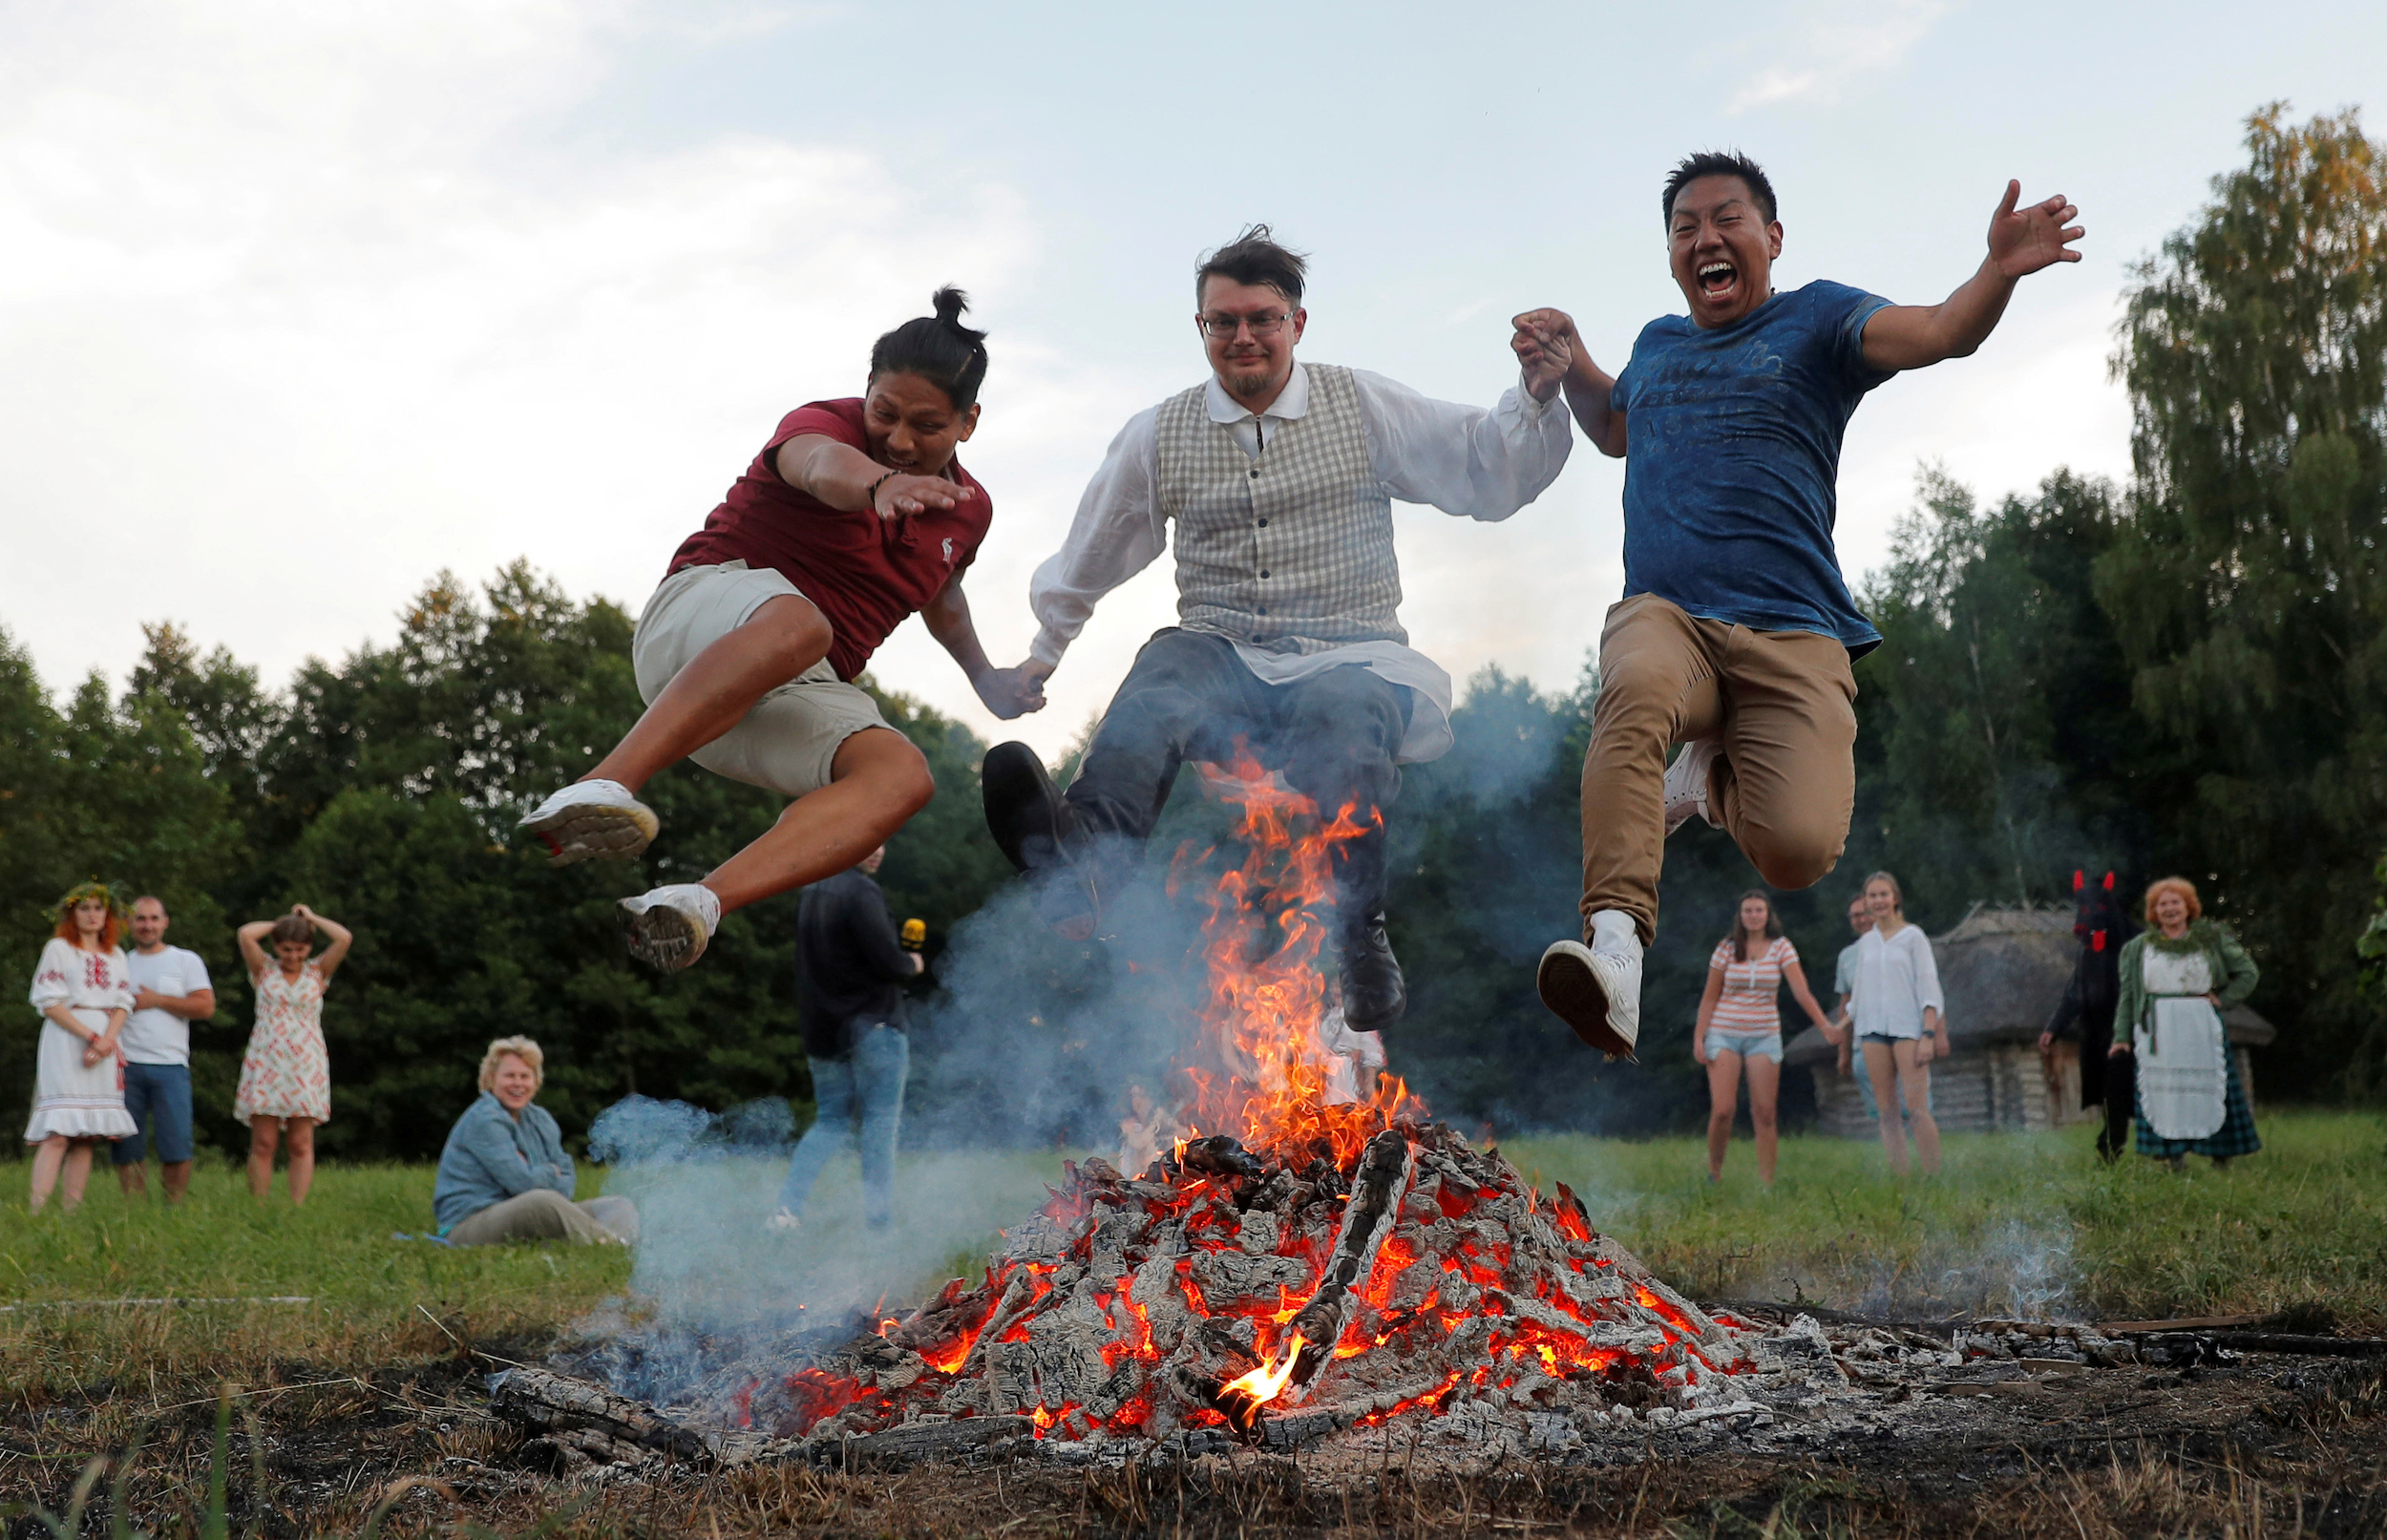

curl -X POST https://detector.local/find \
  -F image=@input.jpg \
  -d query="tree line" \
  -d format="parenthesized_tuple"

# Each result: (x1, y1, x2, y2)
(4, 105, 2381, 1154)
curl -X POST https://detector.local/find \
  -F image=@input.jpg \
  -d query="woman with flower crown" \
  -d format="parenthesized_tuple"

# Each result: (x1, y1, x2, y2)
(26, 882, 139, 1212)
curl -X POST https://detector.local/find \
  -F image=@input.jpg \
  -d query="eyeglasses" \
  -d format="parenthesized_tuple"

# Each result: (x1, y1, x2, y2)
(1197, 310, 1295, 339)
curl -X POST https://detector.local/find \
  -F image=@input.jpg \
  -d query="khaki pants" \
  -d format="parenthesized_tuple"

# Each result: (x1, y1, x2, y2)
(1580, 594, 1857, 945)
(447, 1189, 639, 1247)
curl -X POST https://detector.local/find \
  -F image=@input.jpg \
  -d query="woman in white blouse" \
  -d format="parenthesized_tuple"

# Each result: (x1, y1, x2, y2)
(1846, 872, 1946, 1176)
(26, 883, 139, 1212)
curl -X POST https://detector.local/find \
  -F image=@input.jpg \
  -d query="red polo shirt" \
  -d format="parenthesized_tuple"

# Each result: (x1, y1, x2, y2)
(667, 399, 993, 682)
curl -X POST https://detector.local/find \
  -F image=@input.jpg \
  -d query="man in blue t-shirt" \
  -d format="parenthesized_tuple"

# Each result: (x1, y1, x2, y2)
(1511, 151, 2083, 1059)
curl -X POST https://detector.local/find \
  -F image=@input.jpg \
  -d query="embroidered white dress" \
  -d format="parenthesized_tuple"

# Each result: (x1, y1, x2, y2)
(2134, 946, 2227, 1143)
(25, 939, 138, 1142)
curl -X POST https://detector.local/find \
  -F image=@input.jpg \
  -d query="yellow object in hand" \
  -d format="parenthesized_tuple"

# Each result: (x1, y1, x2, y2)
(900, 918, 926, 951)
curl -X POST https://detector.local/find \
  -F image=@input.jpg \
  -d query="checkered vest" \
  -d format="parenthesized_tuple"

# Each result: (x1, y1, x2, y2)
(1153, 363, 1404, 653)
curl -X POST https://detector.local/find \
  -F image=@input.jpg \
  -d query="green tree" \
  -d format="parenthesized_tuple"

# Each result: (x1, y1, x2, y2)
(2098, 104, 2387, 1092)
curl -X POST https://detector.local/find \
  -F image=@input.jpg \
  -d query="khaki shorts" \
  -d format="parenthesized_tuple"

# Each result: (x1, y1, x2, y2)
(632, 561, 892, 799)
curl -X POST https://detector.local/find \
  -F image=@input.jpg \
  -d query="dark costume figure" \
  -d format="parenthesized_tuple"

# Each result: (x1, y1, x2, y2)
(2042, 869, 2138, 1162)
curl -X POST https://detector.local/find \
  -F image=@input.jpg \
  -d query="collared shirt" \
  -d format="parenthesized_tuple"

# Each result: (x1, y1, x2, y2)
(1027, 362, 1571, 763)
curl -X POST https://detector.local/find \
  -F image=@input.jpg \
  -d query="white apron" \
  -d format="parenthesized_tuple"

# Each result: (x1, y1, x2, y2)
(2134, 946, 2227, 1142)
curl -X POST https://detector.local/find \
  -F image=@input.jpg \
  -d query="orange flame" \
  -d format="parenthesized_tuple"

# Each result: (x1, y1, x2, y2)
(1214, 1331, 1306, 1431)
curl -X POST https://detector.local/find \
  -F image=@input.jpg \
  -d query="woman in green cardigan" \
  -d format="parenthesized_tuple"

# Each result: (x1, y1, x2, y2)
(2116, 876, 2262, 1168)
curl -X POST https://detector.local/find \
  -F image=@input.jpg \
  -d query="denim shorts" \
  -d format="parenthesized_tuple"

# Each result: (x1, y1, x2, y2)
(1707, 1027, 1784, 1063)
(113, 1061, 195, 1165)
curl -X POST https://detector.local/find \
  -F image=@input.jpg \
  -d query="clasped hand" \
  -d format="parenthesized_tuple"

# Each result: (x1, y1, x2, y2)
(1509, 308, 1577, 402)
(975, 659, 1051, 720)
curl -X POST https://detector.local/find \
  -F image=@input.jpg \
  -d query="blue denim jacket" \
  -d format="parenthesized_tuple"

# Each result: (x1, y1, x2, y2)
(433, 1091, 574, 1232)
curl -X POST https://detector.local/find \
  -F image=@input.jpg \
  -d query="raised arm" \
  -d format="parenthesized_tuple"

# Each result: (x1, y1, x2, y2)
(296, 905, 353, 981)
(1860, 180, 2083, 371)
(773, 434, 979, 520)
(236, 920, 273, 980)
(1512, 308, 1626, 458)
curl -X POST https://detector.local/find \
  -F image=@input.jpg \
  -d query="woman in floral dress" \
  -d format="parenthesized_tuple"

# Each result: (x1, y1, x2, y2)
(26, 883, 138, 1213)
(234, 904, 351, 1206)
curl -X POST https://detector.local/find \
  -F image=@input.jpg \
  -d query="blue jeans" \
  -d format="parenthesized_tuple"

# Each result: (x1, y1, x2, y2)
(112, 1062, 194, 1165)
(777, 1023, 908, 1226)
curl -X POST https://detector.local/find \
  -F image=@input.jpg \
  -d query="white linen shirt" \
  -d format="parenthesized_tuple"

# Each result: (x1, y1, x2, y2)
(1848, 924, 1945, 1041)
(1027, 362, 1571, 764)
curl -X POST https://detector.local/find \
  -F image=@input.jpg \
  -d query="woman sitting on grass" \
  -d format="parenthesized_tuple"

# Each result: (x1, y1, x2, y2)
(234, 905, 350, 1207)
(2118, 876, 2261, 1171)
(1693, 890, 1834, 1186)
(433, 1037, 636, 1246)
(25, 883, 138, 1213)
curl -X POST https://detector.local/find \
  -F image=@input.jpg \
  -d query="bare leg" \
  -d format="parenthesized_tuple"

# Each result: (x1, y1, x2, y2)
(248, 1117, 283, 1201)
(699, 728, 937, 914)
(59, 1141, 95, 1211)
(118, 1160, 150, 1197)
(29, 1134, 69, 1212)
(285, 1118, 317, 1206)
(1863, 1040, 1908, 1176)
(1703, 1051, 1743, 1179)
(161, 1160, 193, 1204)
(589, 596, 832, 793)
(1895, 1041, 1941, 1175)
(1746, 1055, 1782, 1186)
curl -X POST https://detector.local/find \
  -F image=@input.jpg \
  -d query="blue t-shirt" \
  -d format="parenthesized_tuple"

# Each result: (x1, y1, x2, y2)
(1611, 279, 1894, 654)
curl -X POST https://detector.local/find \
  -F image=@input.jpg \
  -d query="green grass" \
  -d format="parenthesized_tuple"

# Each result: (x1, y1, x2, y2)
(1507, 1108, 2387, 1327)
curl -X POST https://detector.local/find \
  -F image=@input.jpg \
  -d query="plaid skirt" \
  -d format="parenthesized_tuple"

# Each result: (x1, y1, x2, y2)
(2135, 1045, 2260, 1160)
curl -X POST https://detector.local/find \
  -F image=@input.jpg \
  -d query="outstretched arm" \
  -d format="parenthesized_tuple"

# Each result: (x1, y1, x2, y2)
(1023, 411, 1168, 676)
(1512, 308, 1626, 457)
(922, 574, 1045, 720)
(774, 434, 981, 521)
(1862, 180, 2083, 370)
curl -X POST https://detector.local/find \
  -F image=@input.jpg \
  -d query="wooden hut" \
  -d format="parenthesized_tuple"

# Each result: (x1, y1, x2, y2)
(1782, 906, 2275, 1137)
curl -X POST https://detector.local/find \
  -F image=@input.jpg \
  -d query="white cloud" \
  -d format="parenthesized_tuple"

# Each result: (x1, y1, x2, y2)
(1730, 0, 1955, 114)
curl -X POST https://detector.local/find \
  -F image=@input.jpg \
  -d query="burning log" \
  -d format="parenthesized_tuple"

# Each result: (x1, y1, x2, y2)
(1286, 1127, 1411, 1388)
(1178, 1133, 1264, 1180)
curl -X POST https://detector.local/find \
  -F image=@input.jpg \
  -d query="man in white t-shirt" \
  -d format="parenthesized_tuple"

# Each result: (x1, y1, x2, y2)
(114, 896, 215, 1203)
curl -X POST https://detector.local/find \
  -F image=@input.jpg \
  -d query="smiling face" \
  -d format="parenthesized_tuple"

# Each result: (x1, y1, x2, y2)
(491, 1053, 539, 1114)
(131, 898, 168, 950)
(1197, 275, 1306, 406)
(1738, 896, 1772, 940)
(1848, 896, 1873, 937)
(1668, 174, 1783, 329)
(1864, 878, 1900, 923)
(274, 937, 311, 972)
(2151, 889, 2191, 934)
(860, 371, 978, 478)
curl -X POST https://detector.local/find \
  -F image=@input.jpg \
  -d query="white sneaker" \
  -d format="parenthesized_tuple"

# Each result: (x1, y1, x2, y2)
(520, 780, 659, 865)
(1662, 737, 1723, 835)
(1537, 911, 1642, 1060)
(620, 884, 721, 972)
(765, 1208, 802, 1234)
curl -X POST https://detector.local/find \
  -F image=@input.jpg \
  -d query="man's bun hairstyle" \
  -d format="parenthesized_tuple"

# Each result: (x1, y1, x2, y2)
(1195, 223, 1309, 307)
(870, 285, 989, 411)
(1662, 150, 1778, 226)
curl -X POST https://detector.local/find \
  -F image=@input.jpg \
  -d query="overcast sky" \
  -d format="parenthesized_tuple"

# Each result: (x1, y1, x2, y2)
(5, 1, 2383, 760)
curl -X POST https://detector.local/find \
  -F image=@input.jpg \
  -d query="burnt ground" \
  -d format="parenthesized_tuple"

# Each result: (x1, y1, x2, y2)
(6, 1339, 2387, 1537)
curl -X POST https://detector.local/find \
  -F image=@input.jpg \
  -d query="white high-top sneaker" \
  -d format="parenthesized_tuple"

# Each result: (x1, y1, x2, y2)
(519, 779, 659, 865)
(620, 884, 721, 972)
(1662, 737, 1724, 835)
(1536, 911, 1642, 1060)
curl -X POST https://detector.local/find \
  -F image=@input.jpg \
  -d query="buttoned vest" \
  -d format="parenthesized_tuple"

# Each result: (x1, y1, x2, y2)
(1152, 364, 1405, 653)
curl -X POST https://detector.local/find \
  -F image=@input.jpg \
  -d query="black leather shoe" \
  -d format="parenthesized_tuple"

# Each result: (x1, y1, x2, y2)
(982, 742, 1100, 938)
(1340, 913, 1406, 1032)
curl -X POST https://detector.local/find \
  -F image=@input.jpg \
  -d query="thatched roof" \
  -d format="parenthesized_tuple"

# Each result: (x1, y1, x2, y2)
(1785, 905, 2275, 1068)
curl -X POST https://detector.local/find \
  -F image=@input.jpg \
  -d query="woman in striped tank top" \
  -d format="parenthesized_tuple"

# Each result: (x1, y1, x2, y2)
(1695, 891, 1836, 1185)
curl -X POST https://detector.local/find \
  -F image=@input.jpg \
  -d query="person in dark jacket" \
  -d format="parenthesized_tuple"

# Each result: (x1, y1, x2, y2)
(2038, 869, 2139, 1163)
(770, 846, 920, 1232)
(433, 1036, 637, 1244)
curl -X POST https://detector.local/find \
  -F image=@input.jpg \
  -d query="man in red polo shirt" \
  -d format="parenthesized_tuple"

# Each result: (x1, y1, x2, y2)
(518, 289, 1041, 970)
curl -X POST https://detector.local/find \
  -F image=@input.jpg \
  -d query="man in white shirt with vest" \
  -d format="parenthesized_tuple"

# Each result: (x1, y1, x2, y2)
(977, 226, 1573, 1032)
(115, 895, 216, 1203)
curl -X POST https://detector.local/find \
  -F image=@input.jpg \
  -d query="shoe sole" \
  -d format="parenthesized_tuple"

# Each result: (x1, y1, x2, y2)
(523, 801, 658, 866)
(622, 899, 707, 972)
(1537, 946, 1638, 1061)
(985, 742, 1104, 938)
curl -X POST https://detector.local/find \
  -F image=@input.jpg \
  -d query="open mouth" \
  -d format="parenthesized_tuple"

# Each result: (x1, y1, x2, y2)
(1696, 260, 1739, 302)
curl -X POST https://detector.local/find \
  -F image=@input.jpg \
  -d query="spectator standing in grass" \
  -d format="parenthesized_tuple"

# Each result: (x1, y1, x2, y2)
(2039, 870, 2138, 1163)
(1831, 891, 1935, 1126)
(435, 1037, 637, 1245)
(770, 845, 920, 1233)
(1847, 872, 1946, 1176)
(113, 896, 215, 1204)
(25, 883, 137, 1213)
(1694, 890, 1834, 1185)
(234, 905, 350, 1206)
(2117, 876, 2261, 1171)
